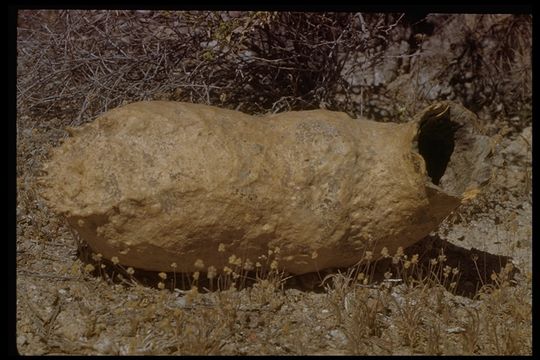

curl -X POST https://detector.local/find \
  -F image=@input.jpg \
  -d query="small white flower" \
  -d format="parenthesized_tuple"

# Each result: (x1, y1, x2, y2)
(194, 259, 205, 269)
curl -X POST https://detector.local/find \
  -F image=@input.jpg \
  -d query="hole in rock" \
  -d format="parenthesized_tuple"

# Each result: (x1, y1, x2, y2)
(417, 114, 461, 186)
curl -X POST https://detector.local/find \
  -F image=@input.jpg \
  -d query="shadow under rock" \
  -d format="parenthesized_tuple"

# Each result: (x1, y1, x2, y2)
(77, 234, 517, 299)
(400, 234, 518, 297)
(288, 235, 518, 298)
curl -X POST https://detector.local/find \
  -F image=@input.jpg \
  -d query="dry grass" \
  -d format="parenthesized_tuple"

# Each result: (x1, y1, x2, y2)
(319, 248, 531, 355)
(16, 232, 532, 355)
(16, 10, 531, 355)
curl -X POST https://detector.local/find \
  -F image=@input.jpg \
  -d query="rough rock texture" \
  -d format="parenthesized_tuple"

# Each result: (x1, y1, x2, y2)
(39, 101, 492, 274)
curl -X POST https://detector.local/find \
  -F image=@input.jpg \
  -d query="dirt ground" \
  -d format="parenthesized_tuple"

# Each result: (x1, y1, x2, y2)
(15, 11, 532, 355)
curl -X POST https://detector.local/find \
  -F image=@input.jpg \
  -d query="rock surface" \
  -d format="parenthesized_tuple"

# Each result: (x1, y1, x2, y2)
(39, 101, 491, 274)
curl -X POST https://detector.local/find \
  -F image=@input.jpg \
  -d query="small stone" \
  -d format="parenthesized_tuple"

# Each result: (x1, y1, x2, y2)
(56, 310, 89, 342)
(329, 329, 347, 343)
(17, 335, 27, 347)
(175, 297, 188, 308)
(93, 335, 114, 354)
(441, 86, 452, 95)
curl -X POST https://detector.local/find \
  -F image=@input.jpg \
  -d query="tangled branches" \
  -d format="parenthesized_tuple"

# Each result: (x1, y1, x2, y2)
(17, 11, 531, 131)
(17, 10, 404, 124)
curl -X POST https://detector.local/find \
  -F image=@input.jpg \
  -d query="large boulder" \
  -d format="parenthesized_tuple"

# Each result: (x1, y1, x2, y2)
(39, 101, 492, 274)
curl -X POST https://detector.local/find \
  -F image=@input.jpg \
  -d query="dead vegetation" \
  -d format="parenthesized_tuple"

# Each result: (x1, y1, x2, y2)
(17, 11, 403, 123)
(16, 10, 531, 355)
(16, 243, 532, 355)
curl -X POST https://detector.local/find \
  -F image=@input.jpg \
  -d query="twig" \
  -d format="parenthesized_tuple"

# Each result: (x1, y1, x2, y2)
(44, 294, 62, 339)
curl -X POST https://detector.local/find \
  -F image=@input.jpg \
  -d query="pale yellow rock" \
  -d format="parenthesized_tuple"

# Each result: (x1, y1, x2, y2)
(39, 101, 492, 274)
